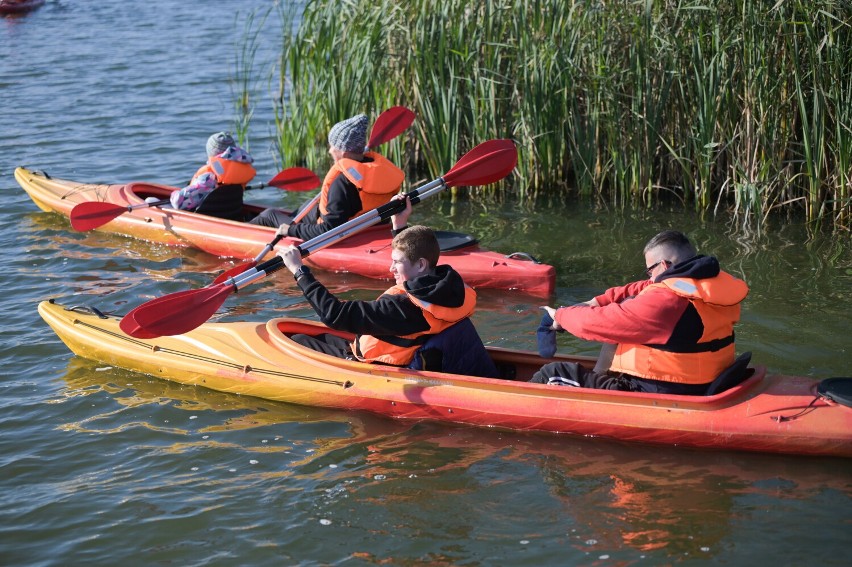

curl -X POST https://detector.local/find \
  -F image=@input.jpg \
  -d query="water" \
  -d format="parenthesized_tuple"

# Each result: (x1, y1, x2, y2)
(2, 1, 851, 565)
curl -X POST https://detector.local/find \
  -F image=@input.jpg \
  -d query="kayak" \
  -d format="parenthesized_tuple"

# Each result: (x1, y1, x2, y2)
(0, 0, 44, 15)
(15, 167, 555, 296)
(39, 299, 852, 458)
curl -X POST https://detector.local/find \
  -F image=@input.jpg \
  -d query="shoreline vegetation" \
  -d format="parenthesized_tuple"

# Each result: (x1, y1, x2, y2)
(238, 0, 852, 234)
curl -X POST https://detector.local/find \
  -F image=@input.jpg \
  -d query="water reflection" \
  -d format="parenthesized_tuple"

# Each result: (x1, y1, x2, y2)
(54, 347, 852, 562)
(314, 423, 852, 560)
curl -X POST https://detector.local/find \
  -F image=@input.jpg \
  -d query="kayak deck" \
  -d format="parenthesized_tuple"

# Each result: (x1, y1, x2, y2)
(39, 300, 852, 457)
(16, 167, 556, 296)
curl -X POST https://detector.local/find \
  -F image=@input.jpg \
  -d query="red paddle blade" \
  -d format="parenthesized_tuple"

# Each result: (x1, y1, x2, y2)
(119, 284, 234, 338)
(211, 260, 257, 285)
(118, 312, 160, 339)
(267, 167, 320, 191)
(443, 139, 518, 187)
(368, 106, 415, 149)
(70, 201, 129, 231)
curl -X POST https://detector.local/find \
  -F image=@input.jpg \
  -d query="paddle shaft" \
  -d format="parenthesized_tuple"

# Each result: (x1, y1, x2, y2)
(216, 134, 517, 290)
(243, 191, 321, 265)
(101, 181, 286, 212)
(220, 179, 443, 290)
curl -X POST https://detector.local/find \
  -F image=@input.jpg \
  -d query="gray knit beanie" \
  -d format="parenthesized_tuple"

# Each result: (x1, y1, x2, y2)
(327, 114, 368, 153)
(206, 132, 235, 157)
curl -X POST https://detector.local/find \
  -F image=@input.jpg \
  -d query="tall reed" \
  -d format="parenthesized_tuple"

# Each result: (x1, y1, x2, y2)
(262, 0, 852, 232)
(230, 7, 271, 150)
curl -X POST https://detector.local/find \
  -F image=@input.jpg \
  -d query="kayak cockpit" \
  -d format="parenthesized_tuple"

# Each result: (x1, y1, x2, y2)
(264, 317, 769, 402)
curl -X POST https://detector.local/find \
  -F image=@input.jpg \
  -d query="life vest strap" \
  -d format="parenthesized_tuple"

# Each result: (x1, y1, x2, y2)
(645, 333, 734, 354)
(366, 333, 432, 348)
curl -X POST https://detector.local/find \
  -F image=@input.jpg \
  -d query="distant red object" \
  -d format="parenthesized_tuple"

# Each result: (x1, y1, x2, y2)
(0, 0, 45, 15)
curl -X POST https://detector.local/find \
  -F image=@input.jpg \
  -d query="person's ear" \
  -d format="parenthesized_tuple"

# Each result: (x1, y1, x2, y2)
(416, 257, 429, 274)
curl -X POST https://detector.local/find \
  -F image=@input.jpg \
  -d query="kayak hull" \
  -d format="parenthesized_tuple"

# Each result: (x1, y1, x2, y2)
(16, 167, 556, 295)
(39, 300, 852, 458)
(0, 0, 44, 15)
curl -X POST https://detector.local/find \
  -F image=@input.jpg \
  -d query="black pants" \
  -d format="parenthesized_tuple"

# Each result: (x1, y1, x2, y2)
(247, 207, 293, 227)
(530, 361, 707, 395)
(291, 333, 354, 359)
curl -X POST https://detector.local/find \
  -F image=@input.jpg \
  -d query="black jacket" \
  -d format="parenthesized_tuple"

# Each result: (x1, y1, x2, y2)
(296, 264, 469, 337)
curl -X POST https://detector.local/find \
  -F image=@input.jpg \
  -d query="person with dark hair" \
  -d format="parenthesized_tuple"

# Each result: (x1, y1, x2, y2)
(250, 114, 404, 239)
(276, 195, 496, 377)
(531, 230, 749, 394)
(169, 132, 256, 219)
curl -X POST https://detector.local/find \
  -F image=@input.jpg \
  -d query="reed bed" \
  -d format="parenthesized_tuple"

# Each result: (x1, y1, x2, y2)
(264, 0, 852, 232)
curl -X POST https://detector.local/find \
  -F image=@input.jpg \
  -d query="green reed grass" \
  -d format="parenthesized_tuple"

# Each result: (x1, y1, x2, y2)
(260, 0, 852, 233)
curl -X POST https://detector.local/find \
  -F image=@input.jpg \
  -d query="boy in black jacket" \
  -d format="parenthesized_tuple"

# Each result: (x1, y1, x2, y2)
(278, 195, 484, 370)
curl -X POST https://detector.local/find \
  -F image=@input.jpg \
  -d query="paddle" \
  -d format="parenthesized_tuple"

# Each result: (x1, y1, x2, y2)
(120, 138, 517, 339)
(211, 106, 416, 285)
(69, 167, 320, 232)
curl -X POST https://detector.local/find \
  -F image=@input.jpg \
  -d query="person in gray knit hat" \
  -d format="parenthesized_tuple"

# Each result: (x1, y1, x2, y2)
(327, 114, 368, 153)
(167, 131, 256, 220)
(249, 113, 404, 241)
(206, 132, 236, 157)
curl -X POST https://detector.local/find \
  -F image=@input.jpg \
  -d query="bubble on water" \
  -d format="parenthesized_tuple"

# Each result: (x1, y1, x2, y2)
(250, 459, 258, 465)
(189, 415, 197, 420)
(373, 474, 386, 480)
(191, 466, 199, 471)
(262, 439, 268, 443)
(408, 474, 417, 478)
(599, 555, 609, 560)
(329, 464, 338, 468)
(95, 367, 112, 372)
(202, 435, 209, 439)
(519, 540, 529, 545)
(700, 547, 710, 552)
(319, 519, 332, 526)
(229, 468, 236, 473)
(585, 539, 597, 546)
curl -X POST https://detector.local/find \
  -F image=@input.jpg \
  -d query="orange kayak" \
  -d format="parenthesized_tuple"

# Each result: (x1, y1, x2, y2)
(39, 299, 852, 458)
(16, 167, 555, 296)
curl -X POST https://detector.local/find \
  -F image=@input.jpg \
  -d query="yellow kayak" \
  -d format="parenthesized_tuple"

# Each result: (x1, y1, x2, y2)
(39, 300, 852, 457)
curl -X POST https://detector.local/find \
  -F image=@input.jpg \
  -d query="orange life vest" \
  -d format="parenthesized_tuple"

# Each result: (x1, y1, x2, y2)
(193, 155, 256, 187)
(353, 284, 477, 366)
(608, 271, 748, 385)
(317, 152, 404, 222)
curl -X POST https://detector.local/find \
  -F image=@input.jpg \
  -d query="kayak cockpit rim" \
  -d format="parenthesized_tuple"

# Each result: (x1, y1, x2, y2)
(263, 316, 773, 407)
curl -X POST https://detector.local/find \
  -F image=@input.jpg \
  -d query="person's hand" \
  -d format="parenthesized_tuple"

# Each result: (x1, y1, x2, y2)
(541, 306, 562, 330)
(390, 194, 412, 230)
(278, 245, 303, 274)
(275, 222, 291, 237)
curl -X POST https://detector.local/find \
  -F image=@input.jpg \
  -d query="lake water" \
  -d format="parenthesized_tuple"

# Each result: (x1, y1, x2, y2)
(2, 1, 851, 565)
